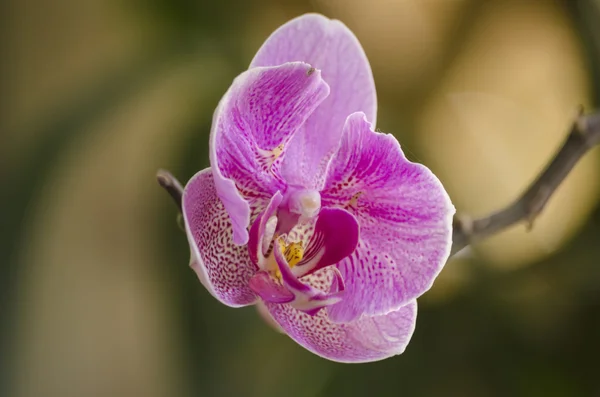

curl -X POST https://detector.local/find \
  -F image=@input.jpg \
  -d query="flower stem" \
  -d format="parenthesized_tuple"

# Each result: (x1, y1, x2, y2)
(156, 169, 183, 213)
(451, 108, 600, 256)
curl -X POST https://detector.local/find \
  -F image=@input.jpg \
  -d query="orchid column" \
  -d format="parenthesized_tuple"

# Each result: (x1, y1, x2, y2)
(182, 13, 454, 363)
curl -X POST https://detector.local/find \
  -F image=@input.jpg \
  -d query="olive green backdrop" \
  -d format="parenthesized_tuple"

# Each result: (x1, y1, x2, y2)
(2, 0, 600, 396)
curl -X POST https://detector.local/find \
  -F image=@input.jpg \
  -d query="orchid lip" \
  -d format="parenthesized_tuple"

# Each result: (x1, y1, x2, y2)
(247, 193, 359, 316)
(248, 231, 347, 315)
(248, 271, 295, 304)
(272, 236, 345, 315)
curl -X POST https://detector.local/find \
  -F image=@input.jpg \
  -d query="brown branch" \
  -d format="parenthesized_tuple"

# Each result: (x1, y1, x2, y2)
(156, 169, 183, 213)
(451, 109, 600, 256)
(156, 110, 600, 257)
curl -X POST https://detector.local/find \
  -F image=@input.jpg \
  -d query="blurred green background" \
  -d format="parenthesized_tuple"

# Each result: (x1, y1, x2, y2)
(3, 0, 600, 396)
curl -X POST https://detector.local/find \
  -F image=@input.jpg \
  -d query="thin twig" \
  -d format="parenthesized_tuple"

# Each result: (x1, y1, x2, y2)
(157, 110, 600, 257)
(156, 169, 183, 213)
(451, 109, 600, 256)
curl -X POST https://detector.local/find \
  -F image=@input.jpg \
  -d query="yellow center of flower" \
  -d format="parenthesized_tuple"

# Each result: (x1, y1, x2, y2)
(348, 191, 363, 208)
(272, 143, 285, 160)
(273, 238, 304, 279)
(258, 143, 285, 171)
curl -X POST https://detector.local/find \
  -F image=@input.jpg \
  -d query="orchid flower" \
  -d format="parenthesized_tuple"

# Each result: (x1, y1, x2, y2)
(182, 13, 455, 363)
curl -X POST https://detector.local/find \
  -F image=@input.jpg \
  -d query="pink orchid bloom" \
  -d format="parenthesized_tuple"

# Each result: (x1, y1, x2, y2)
(182, 13, 454, 363)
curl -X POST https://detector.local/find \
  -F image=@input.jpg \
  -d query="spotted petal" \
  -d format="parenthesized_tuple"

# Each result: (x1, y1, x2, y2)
(323, 112, 454, 322)
(210, 62, 330, 245)
(266, 299, 417, 363)
(183, 168, 259, 306)
(251, 13, 377, 190)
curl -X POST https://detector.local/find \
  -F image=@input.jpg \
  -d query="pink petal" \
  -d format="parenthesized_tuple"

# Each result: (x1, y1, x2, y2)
(183, 168, 258, 307)
(251, 14, 377, 190)
(210, 62, 330, 245)
(322, 112, 455, 322)
(266, 300, 417, 363)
